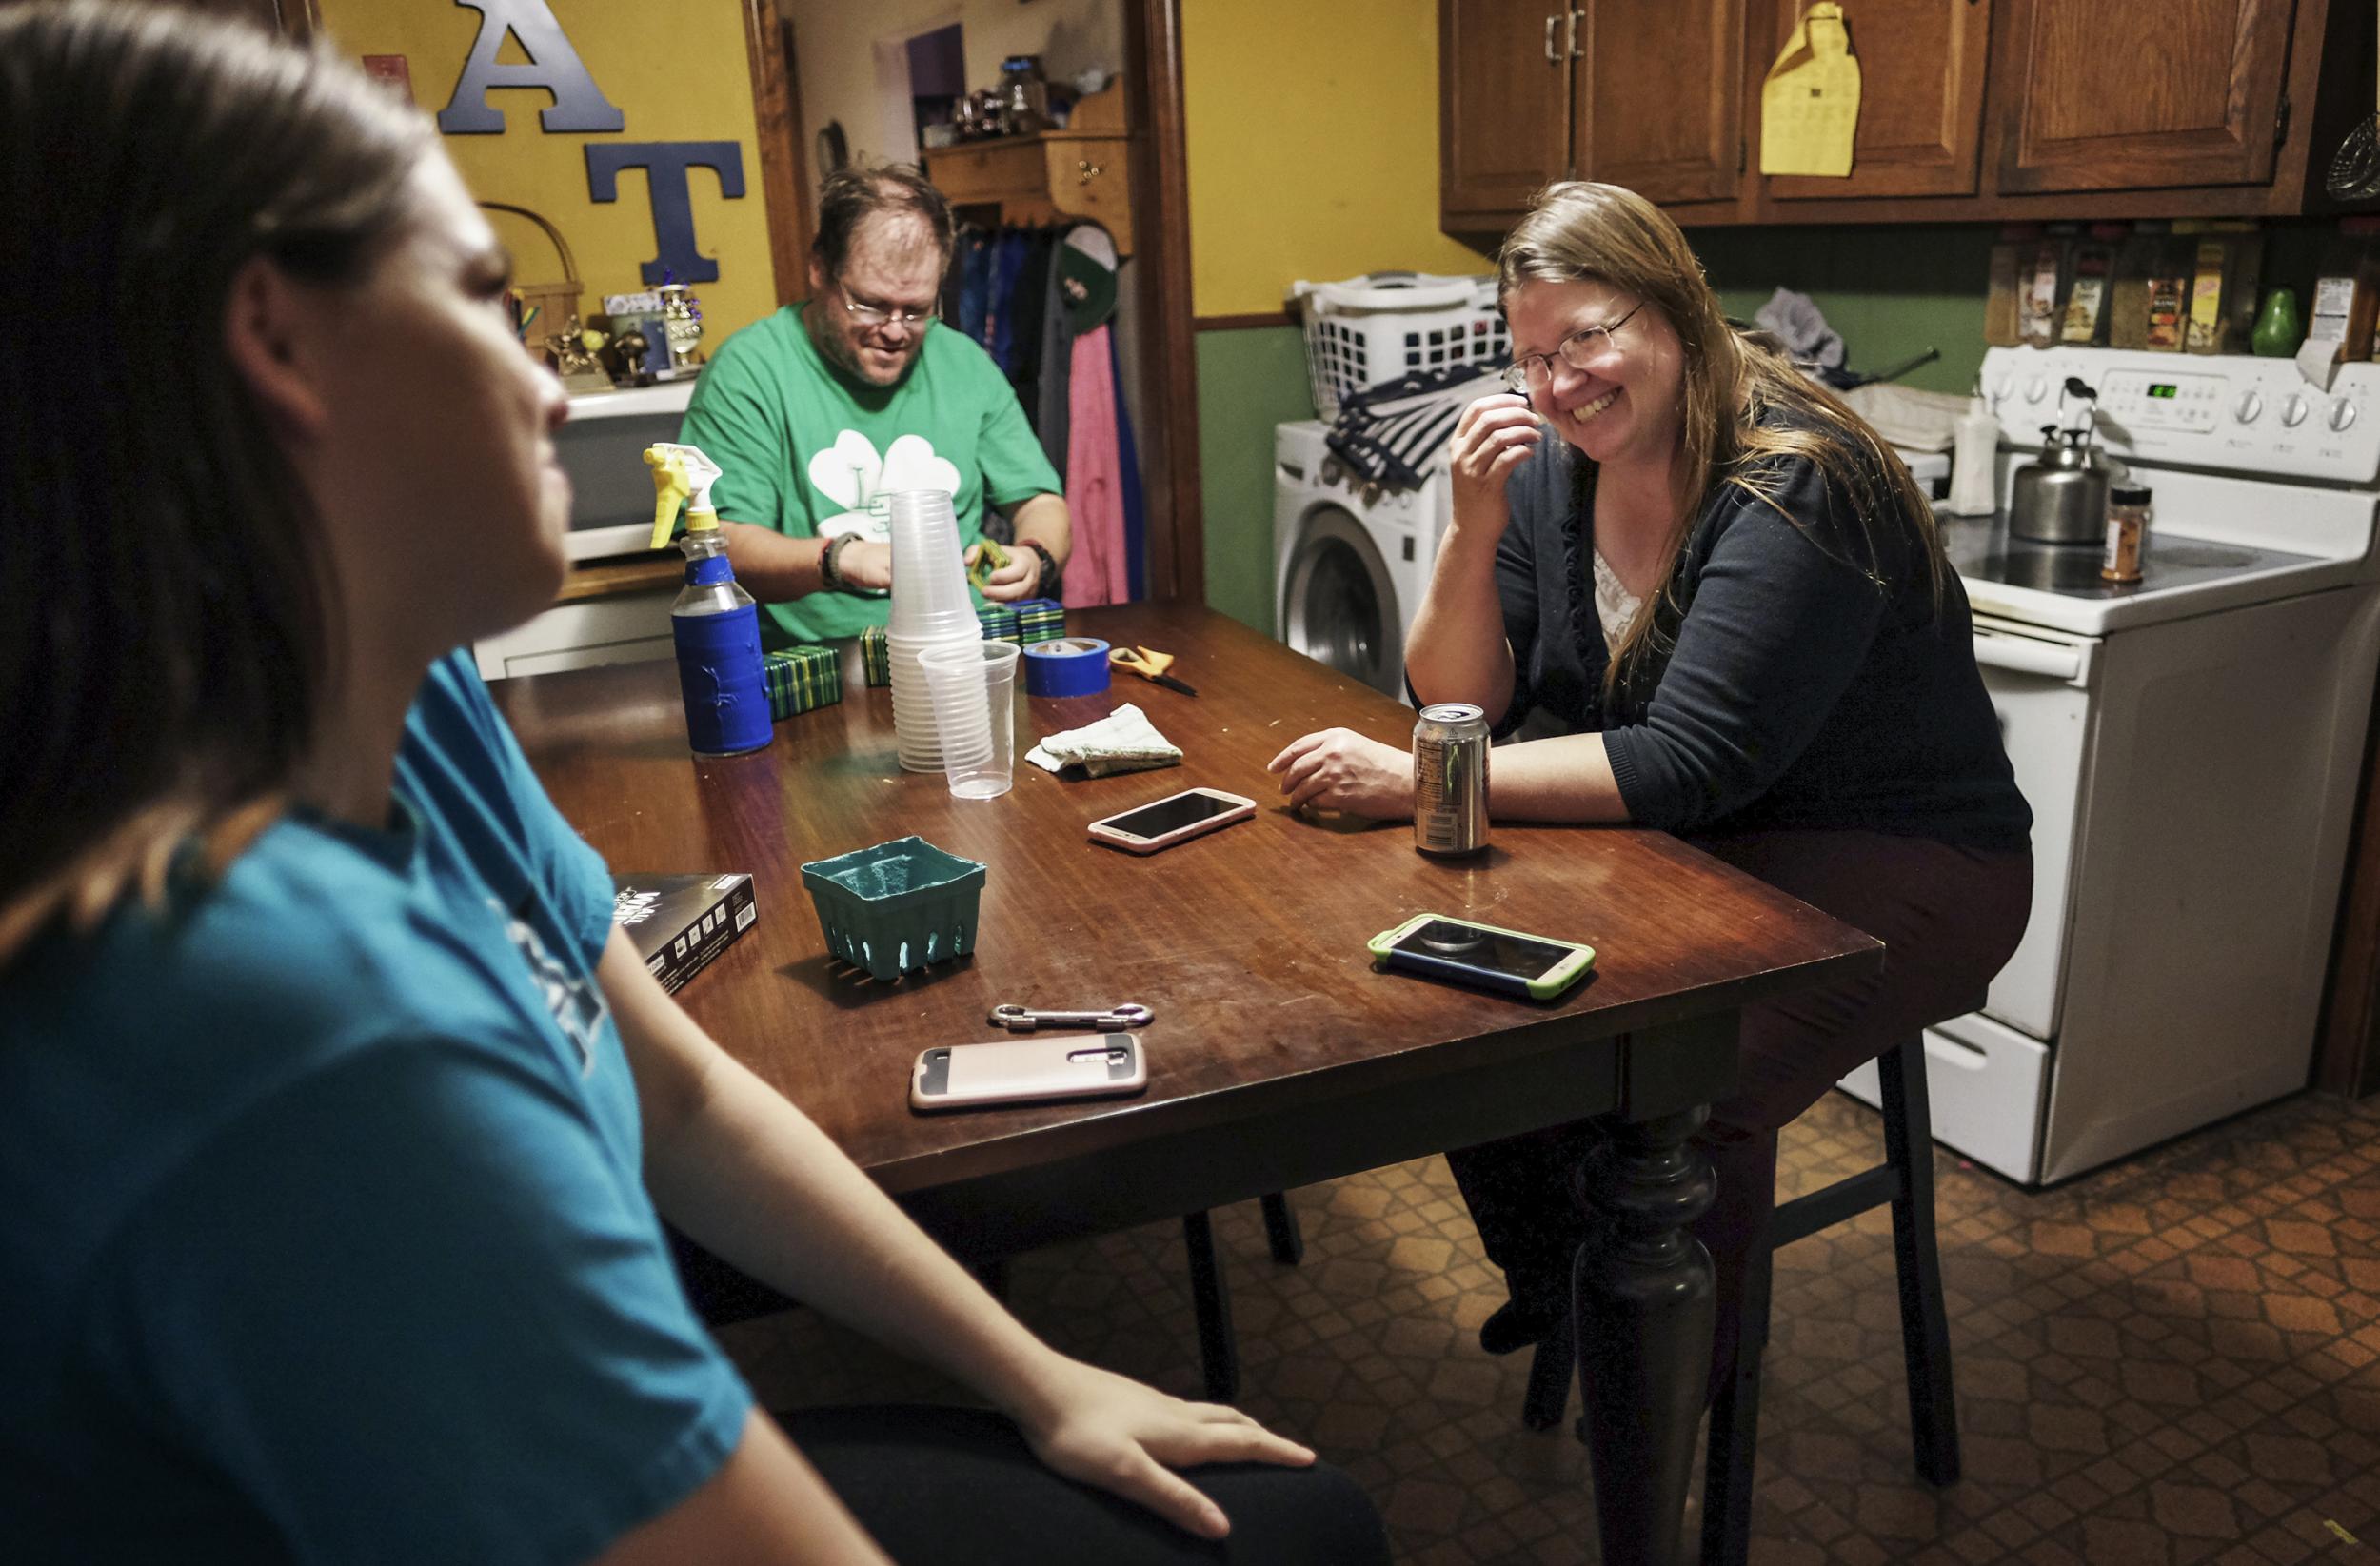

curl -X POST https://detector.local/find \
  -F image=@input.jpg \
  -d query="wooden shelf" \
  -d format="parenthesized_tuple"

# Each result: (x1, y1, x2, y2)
(922, 86, 1134, 253)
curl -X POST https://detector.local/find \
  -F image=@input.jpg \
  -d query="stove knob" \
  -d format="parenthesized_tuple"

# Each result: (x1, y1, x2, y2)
(2232, 390, 2264, 425)
(2330, 398, 2360, 433)
(2024, 376, 2050, 405)
(2281, 393, 2311, 428)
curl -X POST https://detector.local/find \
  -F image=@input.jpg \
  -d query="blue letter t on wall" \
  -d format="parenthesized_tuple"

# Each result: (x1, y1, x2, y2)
(586, 143, 747, 286)
(438, 0, 625, 133)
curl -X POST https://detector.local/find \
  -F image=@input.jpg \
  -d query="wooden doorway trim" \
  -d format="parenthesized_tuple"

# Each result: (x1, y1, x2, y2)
(740, 1, 1202, 604)
(743, 0, 813, 308)
(1127, 0, 1203, 605)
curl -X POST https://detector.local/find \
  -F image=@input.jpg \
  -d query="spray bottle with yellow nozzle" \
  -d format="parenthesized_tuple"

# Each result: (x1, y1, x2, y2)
(646, 442, 771, 756)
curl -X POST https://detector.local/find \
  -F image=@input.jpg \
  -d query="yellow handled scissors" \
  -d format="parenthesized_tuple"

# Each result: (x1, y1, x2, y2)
(1109, 644, 1199, 697)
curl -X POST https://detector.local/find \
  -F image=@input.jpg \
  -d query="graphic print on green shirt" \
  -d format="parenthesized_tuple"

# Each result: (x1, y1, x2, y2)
(680, 305, 1063, 647)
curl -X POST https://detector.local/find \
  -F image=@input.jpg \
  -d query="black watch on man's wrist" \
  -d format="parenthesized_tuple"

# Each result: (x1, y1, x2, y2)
(1021, 540, 1061, 597)
(819, 533, 851, 592)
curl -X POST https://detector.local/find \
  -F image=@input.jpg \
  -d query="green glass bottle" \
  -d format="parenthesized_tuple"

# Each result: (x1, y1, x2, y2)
(2251, 287, 2303, 357)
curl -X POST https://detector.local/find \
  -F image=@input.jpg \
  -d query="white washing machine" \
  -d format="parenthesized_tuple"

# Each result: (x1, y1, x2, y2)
(1272, 419, 1453, 699)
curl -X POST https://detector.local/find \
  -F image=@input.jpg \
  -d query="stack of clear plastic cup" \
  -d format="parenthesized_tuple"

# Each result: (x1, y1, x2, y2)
(917, 641, 1020, 799)
(884, 489, 982, 772)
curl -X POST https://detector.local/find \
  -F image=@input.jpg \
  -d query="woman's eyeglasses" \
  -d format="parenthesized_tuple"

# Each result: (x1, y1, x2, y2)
(1500, 302, 1643, 394)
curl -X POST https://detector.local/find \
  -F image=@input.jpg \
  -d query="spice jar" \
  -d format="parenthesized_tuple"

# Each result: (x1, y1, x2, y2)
(2102, 484, 2152, 585)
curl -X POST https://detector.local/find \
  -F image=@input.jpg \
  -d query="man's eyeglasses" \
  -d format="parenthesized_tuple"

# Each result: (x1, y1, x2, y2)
(841, 293, 939, 329)
(1500, 302, 1644, 395)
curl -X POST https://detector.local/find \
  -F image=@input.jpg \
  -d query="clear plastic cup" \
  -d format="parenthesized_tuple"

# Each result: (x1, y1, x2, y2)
(888, 626, 982, 773)
(885, 489, 975, 636)
(916, 640, 1020, 799)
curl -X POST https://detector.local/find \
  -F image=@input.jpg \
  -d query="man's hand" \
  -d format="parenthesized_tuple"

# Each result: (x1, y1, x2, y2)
(833, 538, 892, 592)
(967, 542, 1041, 602)
(1267, 728, 1415, 819)
(1012, 1358, 1314, 1540)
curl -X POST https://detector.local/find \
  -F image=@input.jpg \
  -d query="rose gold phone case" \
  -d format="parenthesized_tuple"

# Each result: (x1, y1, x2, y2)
(1085, 788, 1257, 854)
(910, 1033, 1148, 1111)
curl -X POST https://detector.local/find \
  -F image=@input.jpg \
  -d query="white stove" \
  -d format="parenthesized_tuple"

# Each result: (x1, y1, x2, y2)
(1840, 347, 2380, 1185)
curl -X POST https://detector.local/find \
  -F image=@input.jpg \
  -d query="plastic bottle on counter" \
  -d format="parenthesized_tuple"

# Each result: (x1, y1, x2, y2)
(1946, 395, 2001, 517)
(645, 443, 773, 756)
(2102, 483, 2151, 585)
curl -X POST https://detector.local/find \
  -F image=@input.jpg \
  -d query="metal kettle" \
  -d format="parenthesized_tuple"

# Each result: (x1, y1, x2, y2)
(2009, 378, 2122, 545)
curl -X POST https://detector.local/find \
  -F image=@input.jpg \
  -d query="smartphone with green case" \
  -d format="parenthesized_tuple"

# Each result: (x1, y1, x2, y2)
(1367, 913, 1596, 1001)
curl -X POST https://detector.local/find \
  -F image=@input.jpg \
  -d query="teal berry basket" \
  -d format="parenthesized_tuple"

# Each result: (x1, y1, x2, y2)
(800, 836, 987, 981)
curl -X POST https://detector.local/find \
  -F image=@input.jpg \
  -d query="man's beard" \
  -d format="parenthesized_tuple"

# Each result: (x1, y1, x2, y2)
(813, 313, 919, 388)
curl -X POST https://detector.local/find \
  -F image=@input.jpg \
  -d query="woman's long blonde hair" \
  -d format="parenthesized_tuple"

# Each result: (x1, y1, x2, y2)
(1497, 182, 1950, 699)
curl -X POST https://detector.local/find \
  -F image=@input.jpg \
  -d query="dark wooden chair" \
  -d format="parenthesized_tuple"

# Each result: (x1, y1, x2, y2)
(1519, 1034, 1961, 1566)
(1181, 1194, 1305, 1400)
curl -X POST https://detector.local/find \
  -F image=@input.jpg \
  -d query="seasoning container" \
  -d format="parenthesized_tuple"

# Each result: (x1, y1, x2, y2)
(2108, 226, 2164, 351)
(2018, 232, 2069, 347)
(2143, 237, 2194, 352)
(2102, 484, 2152, 585)
(1984, 226, 2036, 347)
(2058, 225, 2124, 346)
(2308, 218, 2380, 365)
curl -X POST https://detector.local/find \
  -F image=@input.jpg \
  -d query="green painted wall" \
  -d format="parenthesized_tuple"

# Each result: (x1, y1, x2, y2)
(1695, 225, 1998, 396)
(1197, 327, 1315, 636)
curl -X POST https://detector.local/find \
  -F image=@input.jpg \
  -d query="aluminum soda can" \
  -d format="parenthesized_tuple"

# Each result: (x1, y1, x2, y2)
(1414, 703, 1490, 855)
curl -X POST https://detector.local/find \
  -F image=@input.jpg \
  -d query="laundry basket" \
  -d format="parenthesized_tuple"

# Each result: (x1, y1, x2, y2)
(1290, 271, 1508, 420)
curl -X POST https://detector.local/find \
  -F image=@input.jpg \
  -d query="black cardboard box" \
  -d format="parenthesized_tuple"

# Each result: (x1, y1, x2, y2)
(612, 873, 756, 994)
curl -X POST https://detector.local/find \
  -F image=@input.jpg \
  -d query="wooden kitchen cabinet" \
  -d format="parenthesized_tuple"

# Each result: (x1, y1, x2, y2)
(1441, 0, 2350, 230)
(1439, 0, 1743, 226)
(1758, 0, 1991, 202)
(1991, 0, 2296, 193)
(1575, 0, 1745, 207)
(1439, 0, 1573, 218)
(921, 88, 1135, 254)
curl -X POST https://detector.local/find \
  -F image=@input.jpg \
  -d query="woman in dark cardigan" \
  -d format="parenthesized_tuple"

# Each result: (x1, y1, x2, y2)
(1269, 182, 2033, 1386)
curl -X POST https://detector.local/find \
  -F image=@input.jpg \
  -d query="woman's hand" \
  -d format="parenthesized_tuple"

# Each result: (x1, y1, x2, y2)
(1267, 728, 1414, 819)
(1013, 1358, 1315, 1539)
(965, 542, 1041, 602)
(1447, 392, 1541, 536)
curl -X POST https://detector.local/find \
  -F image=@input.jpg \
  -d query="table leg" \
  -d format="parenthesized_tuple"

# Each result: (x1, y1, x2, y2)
(1570, 1105, 1716, 1566)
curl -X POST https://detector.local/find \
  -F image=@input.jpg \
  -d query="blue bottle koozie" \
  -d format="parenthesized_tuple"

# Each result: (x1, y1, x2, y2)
(672, 552, 772, 756)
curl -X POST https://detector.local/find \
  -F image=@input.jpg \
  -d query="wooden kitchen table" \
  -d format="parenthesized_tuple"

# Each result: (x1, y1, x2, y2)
(493, 600, 1878, 1566)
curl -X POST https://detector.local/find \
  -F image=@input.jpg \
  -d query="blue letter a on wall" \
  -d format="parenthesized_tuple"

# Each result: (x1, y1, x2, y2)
(437, 0, 625, 133)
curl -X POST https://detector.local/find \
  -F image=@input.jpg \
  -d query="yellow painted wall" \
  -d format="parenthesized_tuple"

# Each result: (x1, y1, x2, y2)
(1180, 0, 1493, 318)
(313, 0, 781, 345)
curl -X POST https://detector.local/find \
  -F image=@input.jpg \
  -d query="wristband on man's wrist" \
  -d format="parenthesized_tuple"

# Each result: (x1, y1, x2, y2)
(1021, 540, 1061, 595)
(819, 533, 852, 592)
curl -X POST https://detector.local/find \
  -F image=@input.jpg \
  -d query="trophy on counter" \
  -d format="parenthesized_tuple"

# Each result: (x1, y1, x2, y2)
(545, 314, 615, 394)
(657, 282, 704, 380)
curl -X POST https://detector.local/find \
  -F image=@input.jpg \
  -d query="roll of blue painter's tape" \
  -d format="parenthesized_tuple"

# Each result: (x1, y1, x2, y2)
(1022, 636, 1111, 697)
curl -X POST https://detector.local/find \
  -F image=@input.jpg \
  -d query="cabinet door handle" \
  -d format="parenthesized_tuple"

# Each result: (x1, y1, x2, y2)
(1566, 7, 1582, 59)
(1545, 12, 1562, 61)
(1076, 158, 1103, 186)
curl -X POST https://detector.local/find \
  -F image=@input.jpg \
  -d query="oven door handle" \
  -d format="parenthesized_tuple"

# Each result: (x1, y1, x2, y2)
(1972, 628, 2092, 685)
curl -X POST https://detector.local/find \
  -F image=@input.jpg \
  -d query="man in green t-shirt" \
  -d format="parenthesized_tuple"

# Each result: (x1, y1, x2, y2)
(680, 166, 1068, 648)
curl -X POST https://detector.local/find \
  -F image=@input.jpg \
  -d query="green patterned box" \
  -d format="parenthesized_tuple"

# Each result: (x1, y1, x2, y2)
(1013, 596, 1065, 644)
(860, 624, 891, 687)
(763, 644, 842, 720)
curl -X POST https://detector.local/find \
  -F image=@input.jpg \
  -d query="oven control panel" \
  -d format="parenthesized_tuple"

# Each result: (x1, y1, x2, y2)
(1982, 347, 2380, 484)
